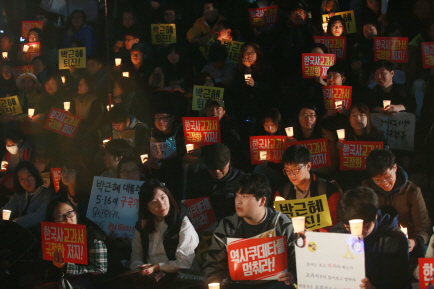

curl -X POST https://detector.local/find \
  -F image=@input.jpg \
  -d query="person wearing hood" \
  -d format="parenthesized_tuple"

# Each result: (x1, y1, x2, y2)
(331, 186, 411, 289)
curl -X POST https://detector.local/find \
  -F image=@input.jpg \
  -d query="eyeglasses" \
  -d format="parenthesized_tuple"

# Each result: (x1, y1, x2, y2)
(372, 176, 393, 185)
(120, 168, 140, 177)
(243, 51, 256, 56)
(131, 53, 142, 57)
(154, 116, 171, 122)
(326, 73, 341, 79)
(299, 113, 316, 119)
(55, 210, 76, 222)
(283, 164, 305, 176)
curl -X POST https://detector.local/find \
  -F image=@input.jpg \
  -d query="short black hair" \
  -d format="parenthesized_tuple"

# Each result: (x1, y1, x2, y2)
(45, 198, 78, 222)
(87, 55, 104, 65)
(13, 161, 44, 194)
(337, 186, 379, 225)
(105, 139, 133, 159)
(281, 145, 311, 165)
(205, 0, 219, 9)
(125, 30, 140, 39)
(235, 173, 271, 203)
(109, 105, 129, 123)
(209, 44, 228, 62)
(117, 155, 143, 178)
(0, 32, 14, 42)
(29, 149, 50, 164)
(31, 56, 47, 65)
(4, 122, 23, 143)
(71, 10, 87, 22)
(28, 27, 43, 38)
(366, 149, 395, 177)
(327, 64, 346, 78)
(373, 59, 394, 72)
(310, 43, 329, 53)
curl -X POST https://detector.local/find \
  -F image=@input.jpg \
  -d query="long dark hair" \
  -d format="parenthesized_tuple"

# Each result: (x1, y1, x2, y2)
(42, 74, 63, 96)
(58, 153, 92, 203)
(77, 75, 96, 95)
(293, 104, 323, 140)
(346, 103, 381, 138)
(46, 198, 79, 222)
(326, 15, 347, 36)
(237, 42, 265, 73)
(13, 161, 44, 194)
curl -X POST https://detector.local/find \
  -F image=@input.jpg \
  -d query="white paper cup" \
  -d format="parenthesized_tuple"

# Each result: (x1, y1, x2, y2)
(103, 140, 110, 147)
(383, 100, 391, 108)
(244, 74, 251, 80)
(2, 210, 11, 220)
(23, 45, 29, 52)
(336, 129, 345, 140)
(285, 127, 294, 137)
(349, 219, 363, 237)
(2, 52, 7, 58)
(63, 102, 70, 111)
(61, 76, 66, 84)
(186, 144, 194, 153)
(28, 108, 35, 117)
(259, 151, 267, 161)
(292, 216, 306, 233)
(1, 161, 8, 170)
(115, 58, 122, 66)
(122, 72, 129, 78)
(208, 284, 220, 289)
(335, 100, 343, 108)
(140, 154, 148, 164)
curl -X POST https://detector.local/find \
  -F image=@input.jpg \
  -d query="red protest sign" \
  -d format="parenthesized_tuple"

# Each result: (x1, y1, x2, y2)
(250, 136, 286, 164)
(322, 85, 352, 110)
(228, 236, 287, 280)
(374, 37, 408, 63)
(182, 197, 217, 233)
(182, 117, 221, 147)
(21, 21, 44, 39)
(44, 107, 82, 138)
(314, 36, 346, 60)
(20, 42, 41, 63)
(11, 65, 35, 79)
(248, 5, 279, 27)
(340, 141, 384, 171)
(419, 258, 434, 289)
(285, 138, 331, 168)
(422, 42, 434, 69)
(51, 168, 61, 193)
(302, 53, 336, 79)
(41, 222, 88, 265)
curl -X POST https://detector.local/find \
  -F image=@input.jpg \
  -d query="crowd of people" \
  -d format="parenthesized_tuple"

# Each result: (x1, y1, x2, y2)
(1, 0, 434, 288)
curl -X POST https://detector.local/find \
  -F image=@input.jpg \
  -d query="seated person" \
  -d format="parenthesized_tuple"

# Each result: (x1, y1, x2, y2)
(102, 139, 133, 178)
(122, 43, 154, 92)
(15, 72, 40, 119)
(204, 173, 295, 288)
(2, 124, 32, 174)
(117, 155, 146, 181)
(115, 30, 140, 66)
(31, 56, 48, 85)
(62, 10, 96, 56)
(331, 186, 411, 289)
(0, 33, 18, 63)
(29, 149, 52, 189)
(201, 44, 236, 88)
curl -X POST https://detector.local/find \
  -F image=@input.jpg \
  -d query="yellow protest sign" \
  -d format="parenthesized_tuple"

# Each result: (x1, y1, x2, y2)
(409, 33, 425, 47)
(58, 47, 86, 70)
(274, 194, 332, 230)
(192, 85, 224, 111)
(322, 11, 356, 34)
(221, 39, 244, 63)
(200, 37, 216, 59)
(0, 95, 23, 116)
(151, 24, 176, 45)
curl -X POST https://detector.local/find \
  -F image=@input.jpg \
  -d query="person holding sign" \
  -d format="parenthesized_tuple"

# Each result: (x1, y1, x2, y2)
(331, 187, 411, 289)
(33, 75, 65, 123)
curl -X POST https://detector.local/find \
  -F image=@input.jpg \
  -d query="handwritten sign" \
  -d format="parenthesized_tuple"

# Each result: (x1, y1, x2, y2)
(0, 95, 23, 116)
(51, 168, 61, 193)
(295, 231, 365, 288)
(192, 86, 224, 111)
(374, 37, 408, 63)
(11, 65, 35, 79)
(340, 141, 384, 171)
(322, 85, 352, 110)
(21, 42, 41, 62)
(183, 117, 221, 147)
(314, 36, 346, 60)
(151, 24, 176, 45)
(302, 53, 336, 79)
(250, 136, 286, 164)
(322, 11, 356, 34)
(41, 222, 87, 265)
(87, 176, 144, 239)
(58, 47, 86, 70)
(150, 140, 177, 161)
(419, 258, 434, 289)
(43, 108, 82, 138)
(248, 5, 279, 27)
(182, 197, 217, 233)
(21, 21, 44, 39)
(285, 138, 331, 169)
(275, 195, 332, 230)
(422, 42, 434, 68)
(228, 236, 287, 280)
(221, 39, 244, 63)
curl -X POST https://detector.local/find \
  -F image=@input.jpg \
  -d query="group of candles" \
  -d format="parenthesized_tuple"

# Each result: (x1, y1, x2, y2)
(27, 102, 70, 118)
(114, 58, 130, 78)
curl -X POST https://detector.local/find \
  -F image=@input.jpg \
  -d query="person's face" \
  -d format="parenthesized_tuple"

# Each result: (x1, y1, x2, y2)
(125, 36, 138, 50)
(330, 20, 344, 37)
(206, 103, 225, 120)
(54, 203, 77, 225)
(283, 162, 311, 187)
(414, 0, 431, 20)
(32, 59, 46, 75)
(21, 77, 36, 93)
(235, 190, 265, 219)
(311, 47, 325, 54)
(61, 167, 77, 185)
(207, 161, 230, 180)
(147, 189, 171, 220)
(86, 59, 102, 76)
(164, 10, 176, 23)
(18, 168, 37, 192)
(243, 46, 257, 64)
(71, 12, 84, 29)
(123, 11, 136, 28)
(104, 152, 120, 170)
(326, 71, 345, 85)
(35, 14, 48, 24)
(363, 24, 377, 40)
(204, 76, 214, 87)
(32, 159, 47, 173)
(263, 118, 278, 134)
(119, 161, 141, 180)
(371, 164, 397, 191)
(344, 220, 376, 238)
(367, 0, 380, 12)
(374, 68, 394, 87)
(2, 66, 12, 80)
(113, 82, 123, 98)
(131, 50, 144, 65)
(0, 38, 12, 51)
(203, 3, 217, 21)
(167, 49, 180, 65)
(45, 78, 58, 95)
(349, 108, 368, 131)
(154, 114, 174, 134)
(112, 119, 129, 133)
(325, 0, 337, 12)
(212, 60, 225, 70)
(298, 108, 317, 130)
(28, 32, 40, 43)
(289, 9, 306, 25)
(78, 78, 89, 95)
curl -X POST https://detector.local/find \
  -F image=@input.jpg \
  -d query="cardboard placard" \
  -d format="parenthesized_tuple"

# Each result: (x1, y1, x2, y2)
(41, 222, 88, 265)
(58, 47, 86, 70)
(314, 36, 346, 60)
(182, 197, 217, 233)
(340, 141, 384, 171)
(322, 11, 356, 34)
(87, 176, 144, 239)
(199, 37, 216, 59)
(422, 42, 434, 68)
(374, 37, 408, 63)
(11, 65, 35, 79)
(20, 42, 41, 62)
(248, 5, 279, 27)
(221, 39, 244, 63)
(51, 168, 61, 193)
(250, 136, 286, 164)
(21, 21, 44, 39)
(43, 108, 82, 138)
(183, 117, 221, 147)
(274, 195, 332, 230)
(285, 138, 331, 169)
(302, 53, 336, 79)
(192, 86, 224, 111)
(419, 258, 434, 289)
(0, 95, 23, 116)
(322, 85, 352, 110)
(151, 24, 177, 45)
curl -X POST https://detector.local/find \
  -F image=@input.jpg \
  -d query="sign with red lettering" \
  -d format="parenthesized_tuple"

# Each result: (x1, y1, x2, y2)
(228, 236, 287, 280)
(182, 197, 217, 233)
(422, 42, 434, 68)
(314, 36, 347, 60)
(250, 136, 286, 164)
(21, 21, 44, 39)
(11, 65, 35, 79)
(285, 138, 331, 168)
(44, 107, 82, 138)
(248, 5, 279, 27)
(302, 53, 336, 79)
(20, 42, 41, 63)
(340, 141, 384, 171)
(419, 258, 434, 289)
(322, 85, 352, 110)
(41, 222, 88, 265)
(183, 117, 221, 147)
(374, 37, 408, 63)
(51, 168, 61, 193)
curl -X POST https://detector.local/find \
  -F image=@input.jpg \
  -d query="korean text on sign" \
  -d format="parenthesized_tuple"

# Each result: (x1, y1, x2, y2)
(43, 108, 82, 138)
(302, 53, 336, 79)
(419, 258, 434, 289)
(322, 85, 352, 110)
(199, 37, 216, 59)
(151, 24, 176, 45)
(250, 136, 286, 165)
(21, 42, 41, 62)
(371, 112, 415, 151)
(21, 21, 44, 38)
(228, 236, 287, 280)
(340, 141, 384, 171)
(51, 168, 61, 193)
(248, 5, 279, 27)
(192, 86, 224, 111)
(314, 36, 346, 60)
(41, 222, 87, 265)
(182, 197, 217, 233)
(221, 39, 244, 63)
(374, 37, 408, 63)
(285, 138, 331, 169)
(11, 65, 35, 79)
(87, 176, 144, 239)
(58, 47, 86, 70)
(275, 195, 332, 230)
(322, 11, 356, 34)
(183, 117, 221, 146)
(422, 42, 434, 68)
(0, 95, 23, 116)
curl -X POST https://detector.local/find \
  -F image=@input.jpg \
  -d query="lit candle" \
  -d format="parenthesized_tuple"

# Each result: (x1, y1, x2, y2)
(292, 216, 306, 233)
(64, 102, 70, 111)
(259, 151, 267, 161)
(61, 76, 66, 84)
(400, 226, 408, 238)
(122, 72, 129, 78)
(244, 74, 251, 81)
(285, 127, 294, 137)
(103, 140, 110, 147)
(208, 283, 220, 289)
(1, 161, 8, 170)
(336, 129, 345, 140)
(106, 105, 113, 111)
(2, 209, 11, 220)
(23, 45, 29, 52)
(335, 100, 343, 109)
(140, 154, 149, 164)
(186, 144, 194, 152)
(349, 219, 363, 237)
(2, 52, 7, 58)
(115, 58, 122, 66)
(28, 108, 35, 117)
(383, 100, 391, 108)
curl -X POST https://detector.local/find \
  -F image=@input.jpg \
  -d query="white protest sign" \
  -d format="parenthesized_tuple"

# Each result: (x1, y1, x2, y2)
(86, 176, 144, 239)
(295, 231, 365, 288)
(370, 112, 415, 151)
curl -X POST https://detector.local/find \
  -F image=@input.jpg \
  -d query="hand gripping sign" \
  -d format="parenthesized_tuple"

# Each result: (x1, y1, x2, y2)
(250, 136, 286, 164)
(302, 53, 336, 79)
(340, 141, 384, 171)
(44, 108, 82, 138)
(58, 47, 86, 70)
(20, 42, 41, 63)
(248, 5, 279, 27)
(183, 117, 221, 148)
(314, 36, 347, 60)
(374, 37, 408, 63)
(221, 39, 244, 64)
(322, 85, 352, 110)
(285, 138, 331, 169)
(182, 197, 217, 233)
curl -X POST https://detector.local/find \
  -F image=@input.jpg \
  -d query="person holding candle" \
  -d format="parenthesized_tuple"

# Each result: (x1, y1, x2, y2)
(33, 75, 65, 122)
(15, 72, 41, 118)
(122, 43, 154, 92)
(1, 126, 32, 174)
(101, 139, 133, 178)
(0, 62, 19, 98)
(0, 33, 16, 62)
